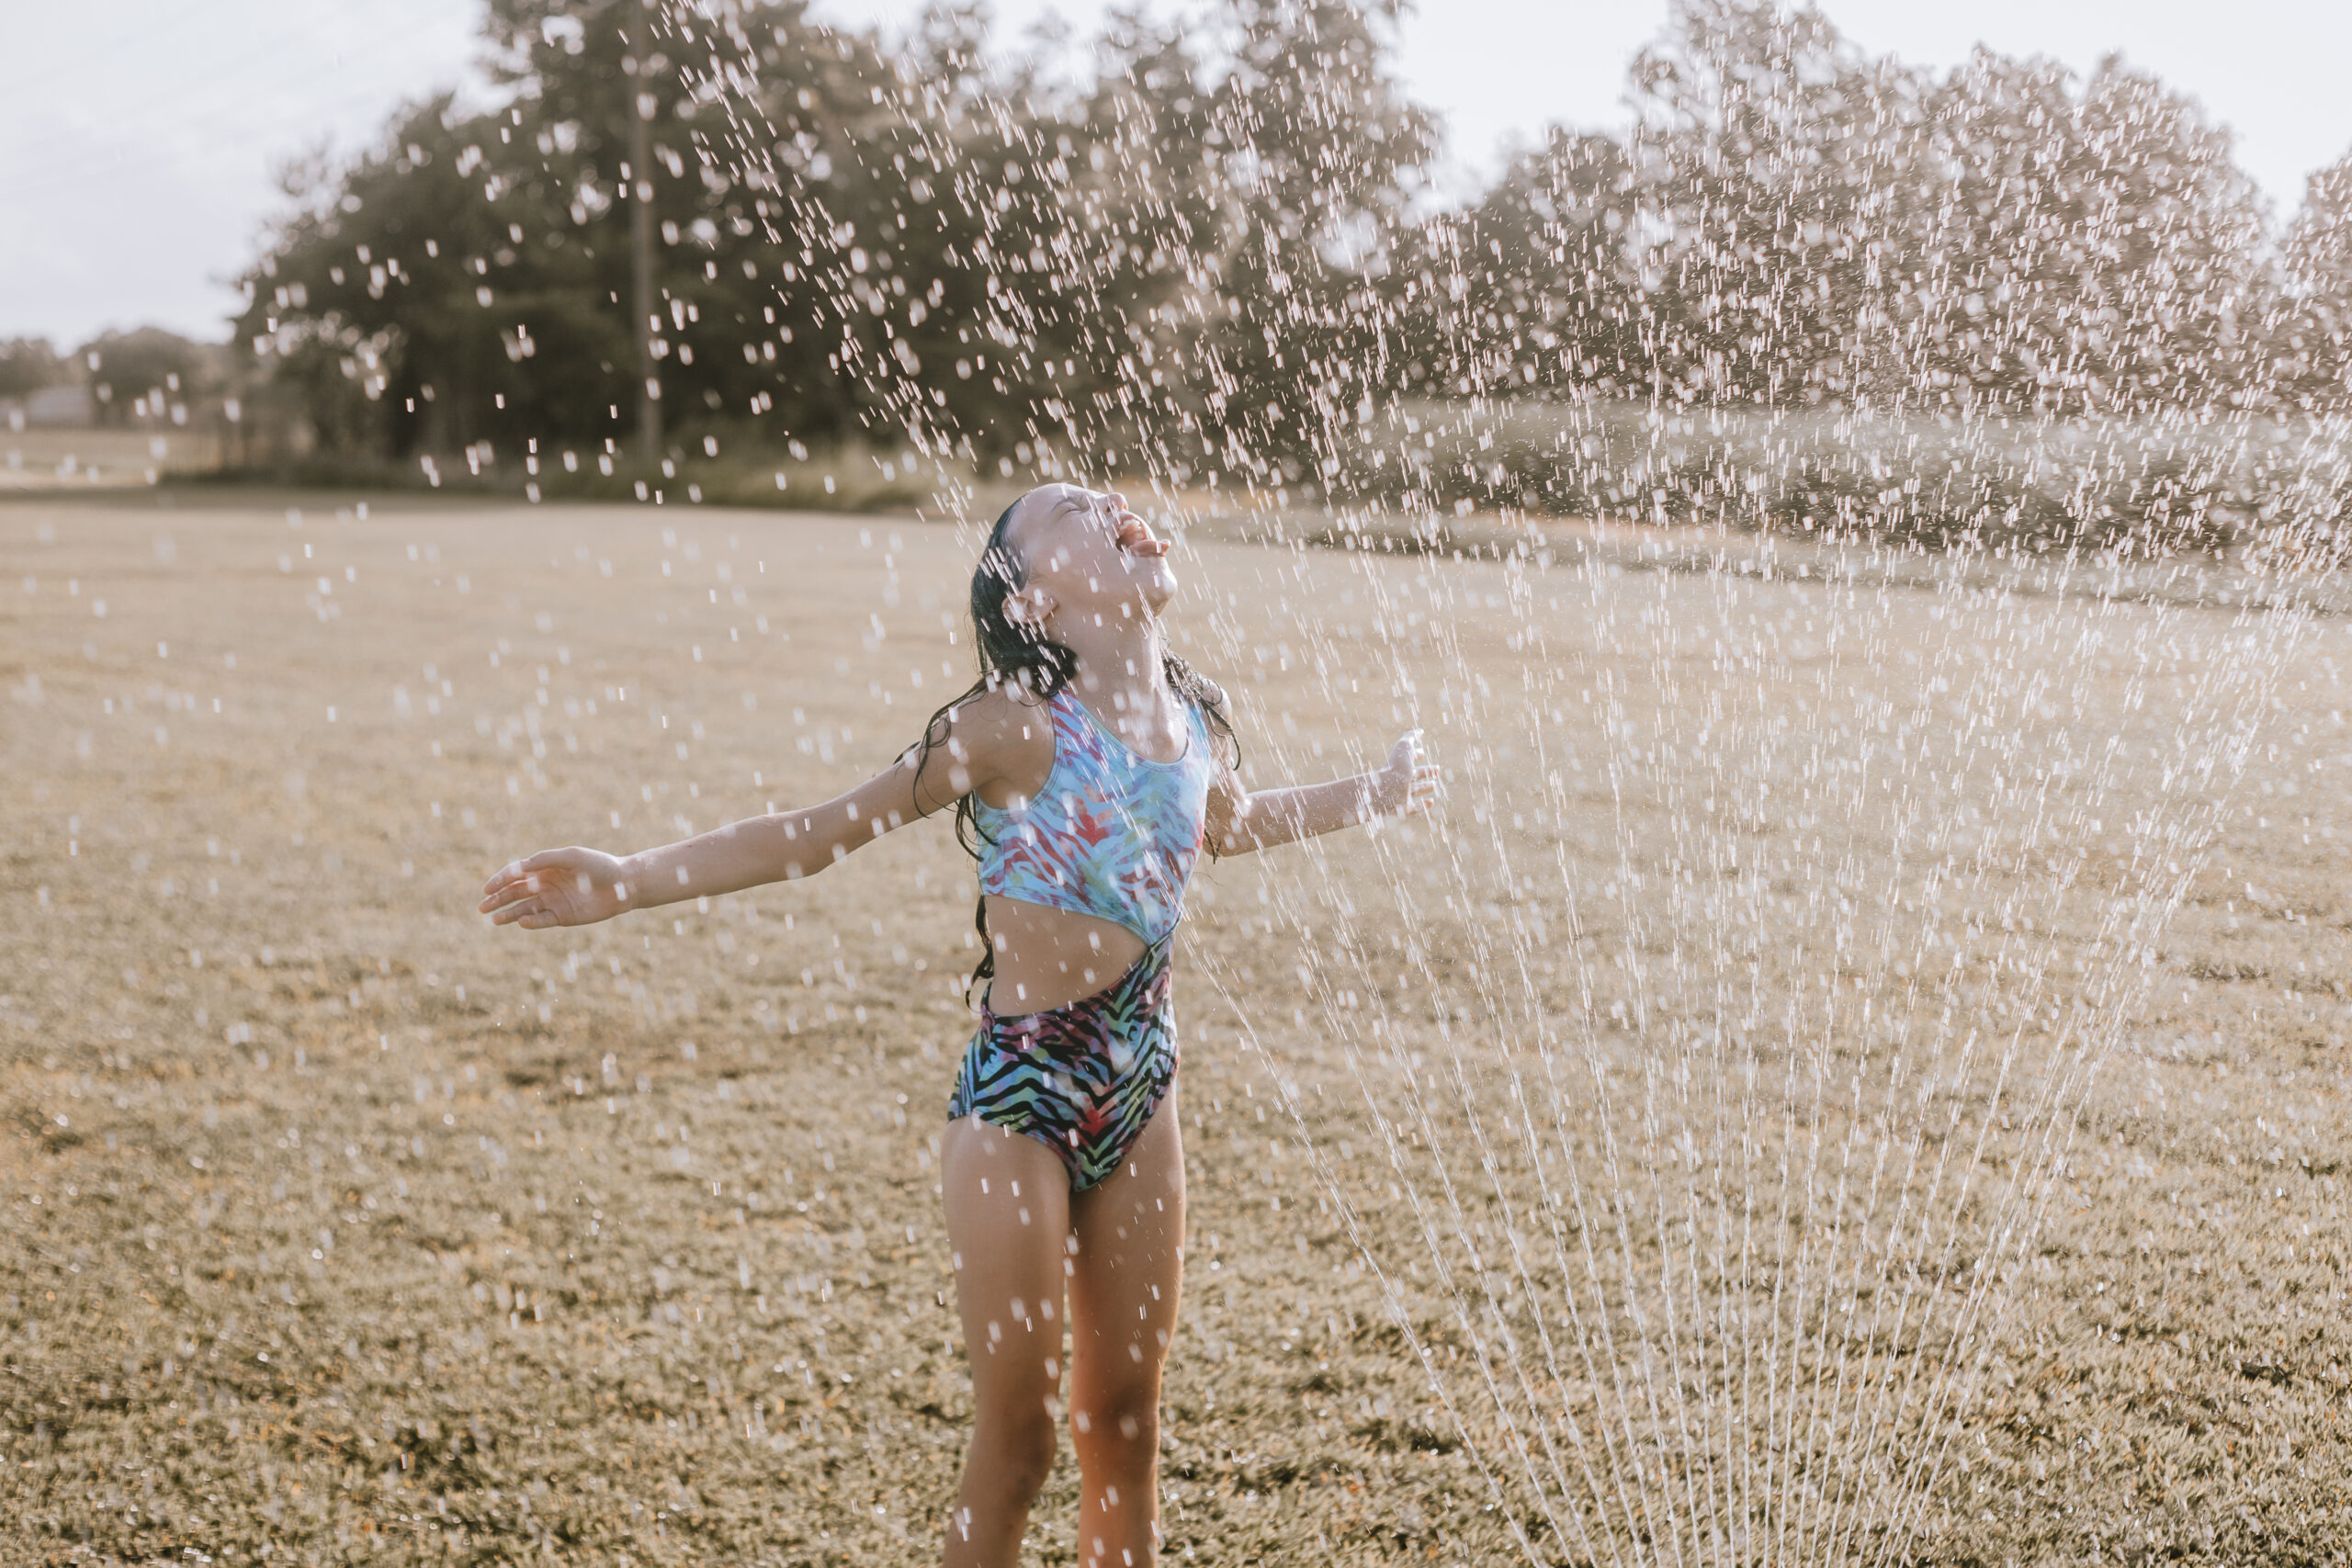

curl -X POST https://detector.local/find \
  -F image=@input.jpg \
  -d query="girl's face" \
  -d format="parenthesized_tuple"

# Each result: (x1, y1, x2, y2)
(1005, 484, 1175, 627)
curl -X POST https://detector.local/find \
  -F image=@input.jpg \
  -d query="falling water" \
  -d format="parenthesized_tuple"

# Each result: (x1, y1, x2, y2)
(1198, 512, 2345, 1564)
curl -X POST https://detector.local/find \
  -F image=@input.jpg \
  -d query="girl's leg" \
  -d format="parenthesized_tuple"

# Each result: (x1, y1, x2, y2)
(941, 1116, 1076, 1568)
(1067, 1090, 1186, 1568)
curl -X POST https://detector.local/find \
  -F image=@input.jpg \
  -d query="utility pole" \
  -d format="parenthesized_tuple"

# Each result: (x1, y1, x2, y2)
(628, 0, 661, 467)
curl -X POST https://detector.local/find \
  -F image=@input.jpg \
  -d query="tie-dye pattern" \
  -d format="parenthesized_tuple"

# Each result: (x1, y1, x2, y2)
(973, 692, 1217, 944)
(947, 931, 1177, 1191)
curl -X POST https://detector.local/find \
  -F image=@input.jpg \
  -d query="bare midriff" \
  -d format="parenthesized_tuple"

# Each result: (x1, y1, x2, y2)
(982, 894, 1150, 1018)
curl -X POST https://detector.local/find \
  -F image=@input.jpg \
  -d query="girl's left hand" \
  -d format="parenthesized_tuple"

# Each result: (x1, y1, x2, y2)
(1372, 730, 1441, 818)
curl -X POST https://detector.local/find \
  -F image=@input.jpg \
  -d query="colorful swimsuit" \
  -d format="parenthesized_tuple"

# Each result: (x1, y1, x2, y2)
(948, 688, 1219, 1190)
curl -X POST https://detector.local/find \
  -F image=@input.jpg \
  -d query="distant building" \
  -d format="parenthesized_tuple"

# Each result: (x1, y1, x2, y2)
(1, 385, 97, 430)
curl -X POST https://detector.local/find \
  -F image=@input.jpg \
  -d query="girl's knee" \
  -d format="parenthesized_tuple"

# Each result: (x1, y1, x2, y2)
(978, 1405, 1061, 1496)
(1073, 1382, 1159, 1461)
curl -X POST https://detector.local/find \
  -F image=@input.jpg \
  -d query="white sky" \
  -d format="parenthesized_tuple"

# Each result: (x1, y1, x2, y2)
(5, 0, 2347, 347)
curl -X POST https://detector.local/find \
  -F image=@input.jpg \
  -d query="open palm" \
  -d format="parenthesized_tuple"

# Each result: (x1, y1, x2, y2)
(480, 847, 631, 929)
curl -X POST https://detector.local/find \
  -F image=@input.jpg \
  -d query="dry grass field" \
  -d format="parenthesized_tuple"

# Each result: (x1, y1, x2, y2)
(2, 491, 2349, 1566)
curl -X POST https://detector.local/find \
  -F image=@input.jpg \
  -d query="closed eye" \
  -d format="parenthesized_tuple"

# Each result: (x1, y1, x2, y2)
(1062, 495, 1120, 544)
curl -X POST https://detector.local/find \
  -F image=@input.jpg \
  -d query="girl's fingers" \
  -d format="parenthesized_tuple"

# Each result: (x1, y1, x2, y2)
(492, 882, 568, 921)
(483, 859, 547, 897)
(484, 849, 571, 895)
(480, 874, 547, 913)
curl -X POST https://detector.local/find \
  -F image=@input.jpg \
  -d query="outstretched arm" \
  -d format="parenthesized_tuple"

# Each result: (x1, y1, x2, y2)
(480, 694, 1023, 930)
(650, 765, 933, 897)
(1205, 730, 1439, 857)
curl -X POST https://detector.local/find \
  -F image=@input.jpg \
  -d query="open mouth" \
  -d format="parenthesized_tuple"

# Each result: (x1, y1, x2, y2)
(1114, 514, 1169, 558)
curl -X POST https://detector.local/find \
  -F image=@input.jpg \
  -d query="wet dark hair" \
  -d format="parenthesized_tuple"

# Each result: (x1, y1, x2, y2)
(905, 495, 1238, 1002)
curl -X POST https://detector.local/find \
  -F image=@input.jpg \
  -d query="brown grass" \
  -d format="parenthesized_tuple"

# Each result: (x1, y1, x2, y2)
(1, 490, 2347, 1565)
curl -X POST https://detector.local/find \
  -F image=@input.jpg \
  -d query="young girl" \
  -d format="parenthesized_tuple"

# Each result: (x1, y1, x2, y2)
(479, 484, 1437, 1567)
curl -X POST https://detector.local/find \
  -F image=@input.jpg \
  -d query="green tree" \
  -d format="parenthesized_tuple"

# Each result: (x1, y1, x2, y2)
(0, 337, 63, 401)
(1622, 0, 1941, 408)
(2277, 152, 2352, 412)
(1435, 129, 1646, 400)
(78, 328, 217, 425)
(243, 92, 622, 458)
(1184, 0, 1436, 488)
(1914, 49, 2271, 417)
(239, 0, 909, 463)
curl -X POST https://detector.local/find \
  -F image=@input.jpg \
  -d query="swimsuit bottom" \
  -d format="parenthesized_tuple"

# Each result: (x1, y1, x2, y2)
(948, 931, 1177, 1192)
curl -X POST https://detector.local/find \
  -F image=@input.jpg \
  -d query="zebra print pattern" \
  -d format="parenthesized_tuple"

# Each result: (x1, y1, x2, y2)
(947, 933, 1177, 1191)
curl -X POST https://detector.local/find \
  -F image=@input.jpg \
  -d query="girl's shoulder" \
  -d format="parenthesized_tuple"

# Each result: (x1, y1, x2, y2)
(937, 682, 1061, 763)
(935, 678, 1054, 723)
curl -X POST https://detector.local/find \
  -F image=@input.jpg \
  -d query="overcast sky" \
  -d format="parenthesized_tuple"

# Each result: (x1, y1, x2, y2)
(5, 0, 2347, 347)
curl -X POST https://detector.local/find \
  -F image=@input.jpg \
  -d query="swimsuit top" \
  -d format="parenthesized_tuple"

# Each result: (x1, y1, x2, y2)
(973, 689, 1221, 945)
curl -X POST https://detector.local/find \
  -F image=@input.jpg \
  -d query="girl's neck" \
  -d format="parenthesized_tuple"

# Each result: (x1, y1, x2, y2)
(1056, 613, 1176, 741)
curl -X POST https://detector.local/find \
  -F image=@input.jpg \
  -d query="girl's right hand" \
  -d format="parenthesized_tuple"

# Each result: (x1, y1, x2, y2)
(480, 847, 633, 929)
(1371, 730, 1442, 818)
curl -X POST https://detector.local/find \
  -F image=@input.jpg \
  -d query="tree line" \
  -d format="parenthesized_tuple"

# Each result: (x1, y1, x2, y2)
(20, 0, 2352, 534)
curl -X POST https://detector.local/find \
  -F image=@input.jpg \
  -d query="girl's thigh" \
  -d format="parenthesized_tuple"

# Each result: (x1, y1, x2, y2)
(943, 1116, 1076, 1406)
(1068, 1090, 1186, 1401)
